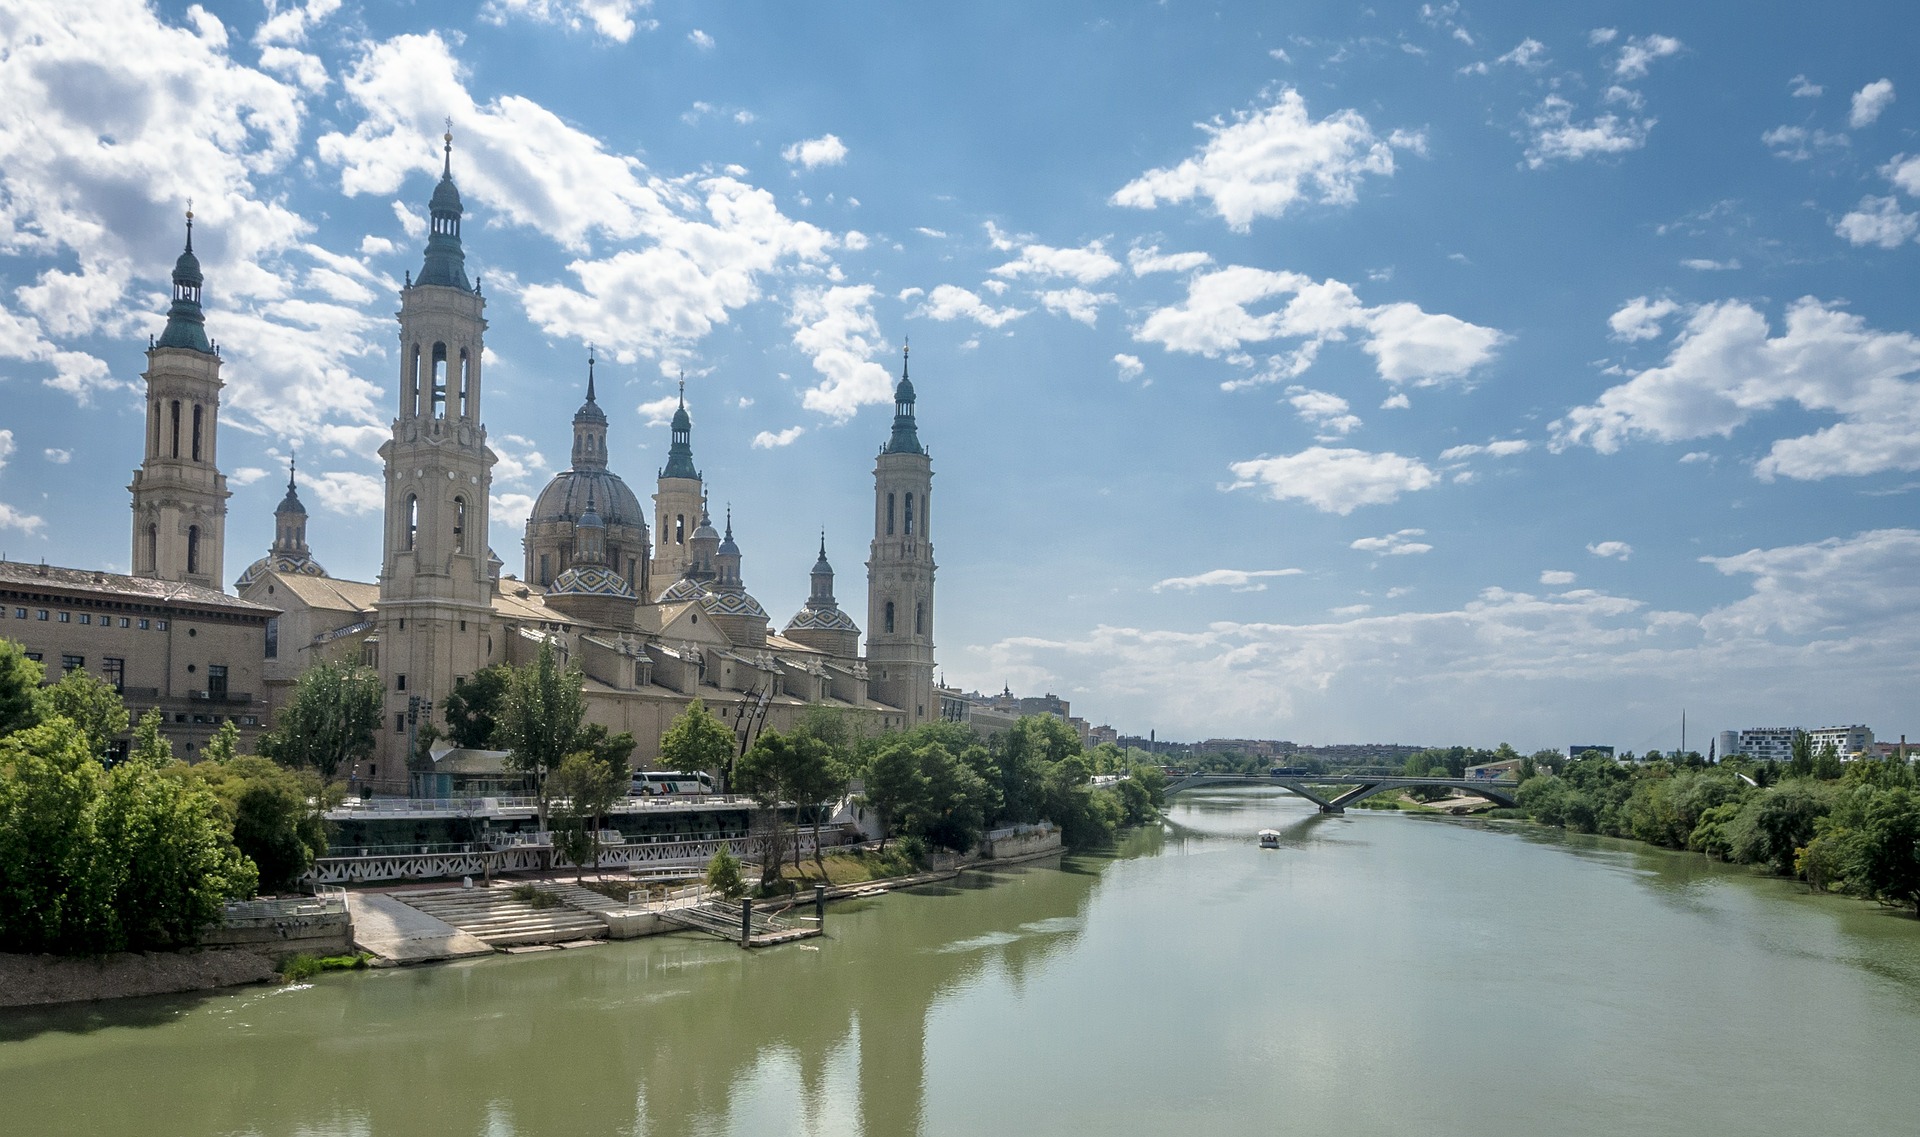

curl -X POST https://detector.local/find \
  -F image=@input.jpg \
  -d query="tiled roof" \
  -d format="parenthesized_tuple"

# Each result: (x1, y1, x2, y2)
(0, 560, 278, 614)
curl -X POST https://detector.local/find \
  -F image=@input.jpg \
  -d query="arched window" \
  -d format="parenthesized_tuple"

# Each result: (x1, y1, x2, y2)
(884, 600, 895, 634)
(186, 525, 201, 575)
(430, 342, 448, 415)
(905, 492, 914, 536)
(151, 402, 162, 457)
(404, 494, 418, 551)
(540, 553, 551, 586)
(452, 495, 467, 553)
(886, 493, 895, 535)
(921, 488, 930, 537)
(916, 601, 924, 635)
(169, 401, 181, 458)
(145, 524, 157, 573)
(407, 344, 422, 416)
(191, 404, 204, 461)
(675, 514, 686, 544)
(458, 348, 471, 418)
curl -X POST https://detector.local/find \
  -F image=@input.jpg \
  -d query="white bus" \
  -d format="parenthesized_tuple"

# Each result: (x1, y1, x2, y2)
(631, 770, 715, 796)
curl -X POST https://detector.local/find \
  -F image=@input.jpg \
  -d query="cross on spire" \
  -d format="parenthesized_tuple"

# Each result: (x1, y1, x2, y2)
(442, 118, 454, 177)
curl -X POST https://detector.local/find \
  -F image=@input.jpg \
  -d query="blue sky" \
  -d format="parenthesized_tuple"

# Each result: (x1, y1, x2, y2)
(1, 1, 1917, 751)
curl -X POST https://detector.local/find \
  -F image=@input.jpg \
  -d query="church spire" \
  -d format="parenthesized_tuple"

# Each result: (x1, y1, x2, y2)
(571, 347, 609, 470)
(157, 206, 212, 353)
(883, 340, 923, 455)
(662, 371, 699, 479)
(416, 123, 471, 290)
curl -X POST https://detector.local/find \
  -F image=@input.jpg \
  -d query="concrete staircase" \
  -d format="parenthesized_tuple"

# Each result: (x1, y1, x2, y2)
(393, 885, 609, 948)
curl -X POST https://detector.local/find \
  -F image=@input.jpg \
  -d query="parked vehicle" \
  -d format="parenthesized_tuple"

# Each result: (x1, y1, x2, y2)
(631, 770, 715, 796)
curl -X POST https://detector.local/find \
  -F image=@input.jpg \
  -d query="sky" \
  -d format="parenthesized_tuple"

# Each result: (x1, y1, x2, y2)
(0, 1, 1916, 753)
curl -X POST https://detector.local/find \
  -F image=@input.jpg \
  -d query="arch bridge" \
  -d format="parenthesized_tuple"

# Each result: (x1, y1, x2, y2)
(1160, 772, 1519, 814)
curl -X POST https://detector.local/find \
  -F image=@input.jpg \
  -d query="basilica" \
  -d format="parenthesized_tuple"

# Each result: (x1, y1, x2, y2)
(24, 134, 942, 788)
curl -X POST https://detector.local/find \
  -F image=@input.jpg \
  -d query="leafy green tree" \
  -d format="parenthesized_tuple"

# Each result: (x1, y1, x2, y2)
(658, 698, 736, 782)
(575, 721, 638, 777)
(443, 664, 513, 749)
(705, 845, 745, 899)
(785, 734, 849, 873)
(36, 667, 128, 762)
(0, 721, 105, 953)
(1856, 788, 1920, 916)
(93, 755, 258, 948)
(1811, 741, 1845, 781)
(913, 740, 995, 853)
(1688, 802, 1742, 860)
(1730, 781, 1834, 875)
(736, 730, 798, 887)
(1788, 729, 1815, 779)
(203, 718, 242, 765)
(864, 738, 926, 852)
(0, 638, 44, 737)
(496, 641, 586, 830)
(548, 750, 624, 875)
(261, 661, 381, 780)
(181, 756, 333, 893)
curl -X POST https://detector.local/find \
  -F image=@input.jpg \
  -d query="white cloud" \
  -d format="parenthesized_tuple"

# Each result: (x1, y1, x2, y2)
(1850, 78, 1895, 128)
(1128, 245, 1212, 275)
(1588, 28, 1618, 46)
(491, 435, 549, 484)
(912, 284, 1026, 329)
(975, 529, 1920, 742)
(914, 227, 948, 240)
(490, 492, 535, 530)
(687, 28, 714, 50)
(1835, 196, 1918, 248)
(751, 426, 805, 449)
(42, 448, 70, 464)
(1556, 297, 1920, 481)
(1351, 529, 1433, 555)
(1522, 95, 1653, 167)
(305, 470, 384, 515)
(1790, 75, 1823, 98)
(0, 430, 12, 470)
(1496, 38, 1548, 69)
(228, 467, 269, 487)
(1762, 124, 1848, 162)
(636, 395, 680, 427)
(1439, 439, 1529, 460)
(1228, 446, 1439, 514)
(782, 134, 848, 170)
(1680, 257, 1740, 271)
(991, 240, 1121, 285)
(1152, 568, 1303, 592)
(1113, 354, 1145, 382)
(481, 0, 653, 43)
(1613, 34, 1682, 79)
(1381, 393, 1411, 410)
(0, 500, 45, 535)
(1680, 451, 1712, 464)
(1540, 570, 1577, 585)
(1885, 154, 1920, 196)
(1112, 88, 1417, 230)
(1587, 541, 1633, 560)
(1134, 266, 1504, 388)
(1609, 296, 1679, 342)
(359, 235, 395, 256)
(1286, 387, 1361, 437)
(1038, 288, 1117, 326)
(788, 284, 897, 419)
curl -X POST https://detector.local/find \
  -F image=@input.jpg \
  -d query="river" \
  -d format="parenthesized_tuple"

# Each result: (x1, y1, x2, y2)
(6, 786, 1920, 1136)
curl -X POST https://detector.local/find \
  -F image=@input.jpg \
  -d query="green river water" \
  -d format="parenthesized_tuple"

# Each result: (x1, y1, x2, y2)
(6, 786, 1920, 1136)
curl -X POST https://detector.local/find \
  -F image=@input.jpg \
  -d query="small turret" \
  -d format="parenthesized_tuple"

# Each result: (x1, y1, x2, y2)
(416, 127, 471, 290)
(661, 376, 699, 479)
(883, 342, 923, 456)
(571, 349, 609, 470)
(157, 210, 212, 353)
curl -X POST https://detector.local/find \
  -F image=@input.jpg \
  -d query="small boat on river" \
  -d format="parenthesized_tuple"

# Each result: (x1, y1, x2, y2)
(1258, 829, 1281, 848)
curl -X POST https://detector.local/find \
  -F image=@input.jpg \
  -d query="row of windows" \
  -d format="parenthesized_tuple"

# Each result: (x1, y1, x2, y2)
(884, 490, 925, 537)
(880, 600, 927, 635)
(154, 398, 209, 463)
(402, 494, 469, 554)
(22, 654, 225, 696)
(11, 608, 167, 630)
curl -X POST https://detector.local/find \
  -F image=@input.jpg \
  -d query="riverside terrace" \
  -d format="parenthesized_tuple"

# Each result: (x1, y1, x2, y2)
(313, 793, 845, 885)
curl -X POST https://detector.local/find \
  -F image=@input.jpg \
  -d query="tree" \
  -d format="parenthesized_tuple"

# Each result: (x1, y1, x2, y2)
(738, 730, 801, 887)
(705, 845, 745, 899)
(0, 721, 105, 953)
(1788, 729, 1815, 780)
(787, 735, 849, 874)
(575, 721, 639, 777)
(261, 661, 381, 780)
(659, 699, 736, 783)
(94, 751, 257, 948)
(548, 751, 624, 877)
(1856, 788, 1920, 916)
(36, 667, 128, 762)
(495, 641, 586, 830)
(181, 756, 333, 893)
(203, 718, 242, 765)
(1812, 741, 1845, 781)
(864, 739, 926, 852)
(0, 638, 44, 737)
(443, 664, 513, 749)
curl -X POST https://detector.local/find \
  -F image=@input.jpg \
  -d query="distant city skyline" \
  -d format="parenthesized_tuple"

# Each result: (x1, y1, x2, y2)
(0, 2, 1915, 749)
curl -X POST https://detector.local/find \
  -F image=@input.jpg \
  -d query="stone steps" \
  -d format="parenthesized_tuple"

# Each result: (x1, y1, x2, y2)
(393, 886, 609, 947)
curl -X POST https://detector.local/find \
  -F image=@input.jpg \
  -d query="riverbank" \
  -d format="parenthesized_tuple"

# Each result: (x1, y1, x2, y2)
(0, 948, 281, 1009)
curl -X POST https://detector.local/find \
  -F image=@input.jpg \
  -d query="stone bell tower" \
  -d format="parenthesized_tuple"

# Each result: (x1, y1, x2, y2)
(130, 209, 230, 591)
(371, 130, 497, 783)
(866, 347, 936, 723)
